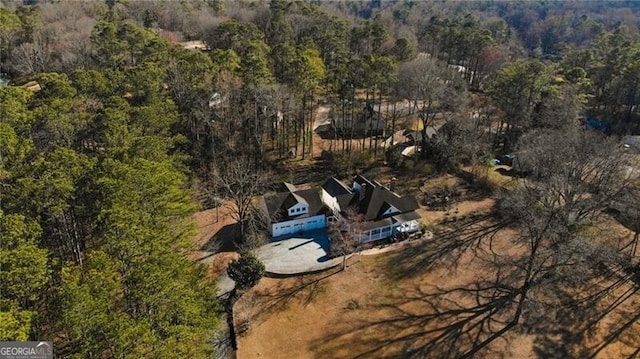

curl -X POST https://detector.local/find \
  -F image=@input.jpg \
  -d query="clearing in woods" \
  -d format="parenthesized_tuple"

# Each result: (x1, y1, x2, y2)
(231, 205, 637, 358)
(190, 105, 639, 357)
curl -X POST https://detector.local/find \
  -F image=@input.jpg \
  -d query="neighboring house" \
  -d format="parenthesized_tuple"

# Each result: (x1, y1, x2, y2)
(321, 175, 421, 243)
(382, 126, 442, 158)
(403, 125, 442, 145)
(330, 102, 384, 137)
(179, 40, 211, 51)
(21, 81, 41, 92)
(380, 129, 407, 148)
(260, 182, 329, 238)
(0, 73, 9, 87)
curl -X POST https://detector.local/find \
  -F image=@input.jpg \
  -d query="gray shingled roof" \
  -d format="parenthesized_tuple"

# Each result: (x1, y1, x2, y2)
(276, 182, 298, 193)
(262, 177, 418, 230)
(260, 184, 328, 224)
(295, 188, 326, 216)
(352, 176, 419, 222)
(321, 177, 356, 210)
(322, 177, 352, 196)
(392, 211, 421, 222)
(403, 126, 442, 143)
(283, 192, 308, 210)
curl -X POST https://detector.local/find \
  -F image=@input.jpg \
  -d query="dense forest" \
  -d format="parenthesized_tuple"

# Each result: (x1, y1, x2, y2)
(1, 0, 640, 357)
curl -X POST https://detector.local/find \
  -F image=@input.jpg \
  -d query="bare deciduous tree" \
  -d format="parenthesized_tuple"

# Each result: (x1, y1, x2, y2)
(9, 39, 49, 76)
(327, 220, 356, 271)
(397, 56, 468, 155)
(210, 157, 271, 241)
(478, 129, 633, 356)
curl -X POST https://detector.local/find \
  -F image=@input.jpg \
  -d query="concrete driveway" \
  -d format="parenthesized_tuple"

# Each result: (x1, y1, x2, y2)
(255, 231, 343, 275)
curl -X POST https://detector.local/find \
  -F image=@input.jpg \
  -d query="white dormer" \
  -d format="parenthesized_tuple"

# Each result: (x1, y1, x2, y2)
(288, 202, 308, 216)
(383, 204, 400, 216)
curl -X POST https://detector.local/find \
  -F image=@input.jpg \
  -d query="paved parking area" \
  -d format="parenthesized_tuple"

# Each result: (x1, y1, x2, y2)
(256, 231, 342, 275)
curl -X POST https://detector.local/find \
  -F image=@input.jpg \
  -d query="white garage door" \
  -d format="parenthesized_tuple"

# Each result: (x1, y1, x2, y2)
(273, 224, 293, 237)
(303, 217, 326, 231)
(273, 217, 326, 237)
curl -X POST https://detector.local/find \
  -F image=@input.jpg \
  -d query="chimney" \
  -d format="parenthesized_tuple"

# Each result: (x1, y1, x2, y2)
(359, 183, 367, 201)
(389, 177, 397, 192)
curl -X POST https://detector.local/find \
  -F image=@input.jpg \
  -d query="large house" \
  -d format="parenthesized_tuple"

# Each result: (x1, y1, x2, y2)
(321, 175, 421, 243)
(259, 182, 329, 238)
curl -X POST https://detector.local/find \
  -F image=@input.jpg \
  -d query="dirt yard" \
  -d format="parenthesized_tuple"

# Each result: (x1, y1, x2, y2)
(190, 202, 240, 277)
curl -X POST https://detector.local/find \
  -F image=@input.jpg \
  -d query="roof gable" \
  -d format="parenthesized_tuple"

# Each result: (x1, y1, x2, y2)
(261, 186, 327, 222)
(283, 192, 308, 210)
(321, 177, 352, 197)
(358, 183, 418, 221)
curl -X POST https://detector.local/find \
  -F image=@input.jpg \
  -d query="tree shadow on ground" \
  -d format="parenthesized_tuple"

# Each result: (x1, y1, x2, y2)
(302, 199, 639, 357)
(305, 216, 525, 359)
(310, 213, 640, 359)
(310, 274, 523, 359)
(239, 266, 344, 326)
(200, 223, 242, 253)
(385, 213, 509, 281)
(533, 300, 640, 359)
(531, 256, 640, 358)
(604, 208, 639, 245)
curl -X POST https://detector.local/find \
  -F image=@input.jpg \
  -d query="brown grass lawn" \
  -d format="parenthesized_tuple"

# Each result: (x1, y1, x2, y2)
(190, 202, 241, 277)
(231, 199, 638, 359)
(234, 218, 537, 359)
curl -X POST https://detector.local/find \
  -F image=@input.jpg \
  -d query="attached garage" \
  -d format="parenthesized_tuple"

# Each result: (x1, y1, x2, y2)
(260, 182, 330, 239)
(272, 215, 327, 238)
(303, 218, 325, 231)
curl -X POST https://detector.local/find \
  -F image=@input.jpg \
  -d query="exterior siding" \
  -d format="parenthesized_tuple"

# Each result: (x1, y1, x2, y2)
(359, 223, 401, 243)
(321, 189, 341, 213)
(288, 202, 308, 216)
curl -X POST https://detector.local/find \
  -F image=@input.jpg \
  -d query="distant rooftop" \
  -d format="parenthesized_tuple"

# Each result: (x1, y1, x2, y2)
(180, 40, 210, 51)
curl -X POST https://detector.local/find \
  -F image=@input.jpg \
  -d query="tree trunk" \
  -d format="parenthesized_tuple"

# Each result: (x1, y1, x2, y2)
(374, 91, 383, 157)
(391, 102, 397, 147)
(341, 98, 346, 153)
(349, 94, 355, 154)
(308, 92, 314, 159)
(301, 93, 307, 160)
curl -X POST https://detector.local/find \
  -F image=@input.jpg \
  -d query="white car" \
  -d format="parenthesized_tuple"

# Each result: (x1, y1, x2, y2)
(397, 221, 420, 234)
